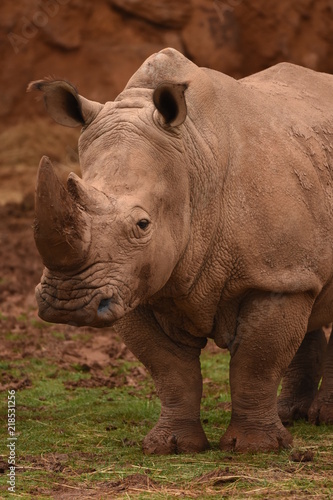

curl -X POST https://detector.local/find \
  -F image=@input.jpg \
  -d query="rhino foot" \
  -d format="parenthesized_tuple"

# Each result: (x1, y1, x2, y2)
(220, 422, 293, 452)
(278, 397, 312, 426)
(142, 420, 210, 455)
(308, 394, 333, 425)
(277, 329, 328, 426)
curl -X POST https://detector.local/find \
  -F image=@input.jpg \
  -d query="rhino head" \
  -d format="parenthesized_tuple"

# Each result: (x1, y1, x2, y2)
(29, 61, 192, 327)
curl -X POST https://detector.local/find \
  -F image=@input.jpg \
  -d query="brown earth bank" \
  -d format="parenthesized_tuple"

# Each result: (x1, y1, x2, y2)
(1, 0, 333, 127)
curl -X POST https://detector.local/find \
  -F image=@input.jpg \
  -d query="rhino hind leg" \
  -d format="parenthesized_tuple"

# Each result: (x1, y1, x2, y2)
(115, 307, 210, 455)
(220, 292, 314, 452)
(308, 330, 333, 425)
(278, 328, 327, 426)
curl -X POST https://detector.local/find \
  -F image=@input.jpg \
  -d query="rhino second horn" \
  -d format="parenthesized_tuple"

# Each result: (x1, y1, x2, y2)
(67, 172, 111, 214)
(34, 156, 91, 271)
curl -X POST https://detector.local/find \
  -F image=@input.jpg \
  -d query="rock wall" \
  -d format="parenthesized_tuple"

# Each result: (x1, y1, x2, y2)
(1, 0, 333, 128)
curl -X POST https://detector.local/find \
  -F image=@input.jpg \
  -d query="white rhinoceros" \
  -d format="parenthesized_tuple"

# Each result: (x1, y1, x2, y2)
(28, 48, 333, 453)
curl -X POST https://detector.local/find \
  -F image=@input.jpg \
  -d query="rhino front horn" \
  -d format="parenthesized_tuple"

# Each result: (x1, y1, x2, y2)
(34, 156, 91, 271)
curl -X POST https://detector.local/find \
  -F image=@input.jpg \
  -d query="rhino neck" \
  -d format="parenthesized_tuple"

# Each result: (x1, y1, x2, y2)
(150, 237, 231, 339)
(150, 171, 233, 339)
(176, 99, 231, 283)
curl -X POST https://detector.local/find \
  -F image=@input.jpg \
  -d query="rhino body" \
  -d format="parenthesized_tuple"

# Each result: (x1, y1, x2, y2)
(29, 48, 333, 452)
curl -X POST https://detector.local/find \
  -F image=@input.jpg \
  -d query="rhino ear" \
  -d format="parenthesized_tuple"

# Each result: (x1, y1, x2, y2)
(153, 83, 188, 127)
(27, 79, 103, 128)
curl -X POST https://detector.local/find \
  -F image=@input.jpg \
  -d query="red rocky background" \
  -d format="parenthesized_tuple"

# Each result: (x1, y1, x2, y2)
(1, 0, 333, 127)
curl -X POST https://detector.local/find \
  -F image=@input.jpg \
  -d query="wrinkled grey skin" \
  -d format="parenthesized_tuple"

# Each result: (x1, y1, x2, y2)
(29, 48, 333, 453)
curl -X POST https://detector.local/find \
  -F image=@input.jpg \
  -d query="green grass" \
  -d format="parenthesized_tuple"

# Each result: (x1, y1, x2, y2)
(0, 348, 333, 499)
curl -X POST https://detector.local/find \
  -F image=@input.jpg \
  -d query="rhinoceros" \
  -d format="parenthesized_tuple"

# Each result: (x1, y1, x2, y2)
(28, 48, 333, 453)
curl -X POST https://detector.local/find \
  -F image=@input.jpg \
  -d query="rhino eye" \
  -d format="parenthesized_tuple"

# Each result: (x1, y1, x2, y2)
(137, 219, 150, 230)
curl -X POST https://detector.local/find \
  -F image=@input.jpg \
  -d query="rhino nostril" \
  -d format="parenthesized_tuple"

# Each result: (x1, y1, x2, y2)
(98, 298, 111, 314)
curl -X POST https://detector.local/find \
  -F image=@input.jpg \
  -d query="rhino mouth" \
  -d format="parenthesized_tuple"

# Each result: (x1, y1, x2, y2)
(35, 274, 137, 328)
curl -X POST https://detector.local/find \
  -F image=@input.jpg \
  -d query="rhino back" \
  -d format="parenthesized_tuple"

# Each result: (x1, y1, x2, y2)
(194, 63, 333, 302)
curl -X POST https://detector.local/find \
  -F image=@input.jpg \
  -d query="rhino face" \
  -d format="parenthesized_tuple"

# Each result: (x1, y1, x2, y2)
(29, 77, 190, 327)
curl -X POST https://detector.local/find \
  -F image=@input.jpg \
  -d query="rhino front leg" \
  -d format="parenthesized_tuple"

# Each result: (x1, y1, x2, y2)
(308, 330, 333, 425)
(220, 292, 314, 452)
(115, 306, 210, 454)
(278, 329, 327, 425)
